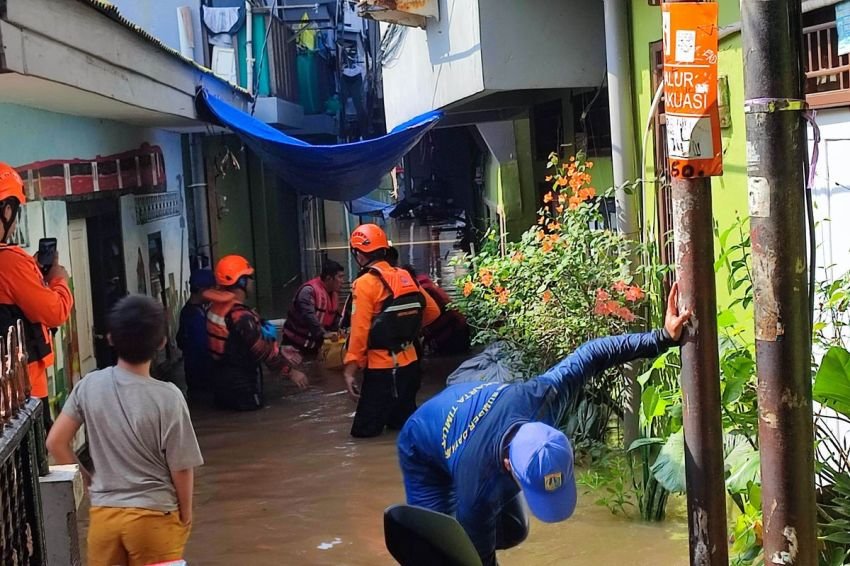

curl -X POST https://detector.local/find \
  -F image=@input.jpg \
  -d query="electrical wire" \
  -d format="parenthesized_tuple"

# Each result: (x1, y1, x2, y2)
(804, 113, 820, 329)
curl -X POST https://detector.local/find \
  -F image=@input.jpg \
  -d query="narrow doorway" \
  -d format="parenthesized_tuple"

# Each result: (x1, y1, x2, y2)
(68, 198, 127, 369)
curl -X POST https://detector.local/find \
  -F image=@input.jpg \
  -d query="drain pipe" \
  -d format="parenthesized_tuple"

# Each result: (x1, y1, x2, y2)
(603, 0, 642, 447)
(246, 1, 255, 95)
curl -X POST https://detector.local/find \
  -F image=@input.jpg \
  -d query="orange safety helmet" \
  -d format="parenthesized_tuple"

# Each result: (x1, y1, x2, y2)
(215, 254, 255, 287)
(0, 163, 25, 205)
(350, 224, 389, 254)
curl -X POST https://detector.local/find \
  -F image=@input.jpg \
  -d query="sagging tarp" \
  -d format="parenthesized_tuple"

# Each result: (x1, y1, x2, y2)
(347, 197, 396, 219)
(445, 342, 525, 386)
(195, 88, 443, 201)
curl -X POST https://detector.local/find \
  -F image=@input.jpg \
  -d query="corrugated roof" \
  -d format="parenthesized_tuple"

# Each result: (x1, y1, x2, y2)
(77, 0, 250, 96)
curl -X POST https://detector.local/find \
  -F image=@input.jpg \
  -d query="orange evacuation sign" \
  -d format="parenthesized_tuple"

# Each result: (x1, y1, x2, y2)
(662, 2, 722, 178)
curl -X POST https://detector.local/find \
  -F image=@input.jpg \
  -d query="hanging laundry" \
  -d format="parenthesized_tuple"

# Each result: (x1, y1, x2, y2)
(202, 6, 244, 47)
(295, 12, 318, 51)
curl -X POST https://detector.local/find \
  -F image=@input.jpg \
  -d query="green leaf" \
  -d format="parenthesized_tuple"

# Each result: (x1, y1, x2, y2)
(717, 309, 738, 328)
(747, 482, 762, 509)
(627, 437, 665, 452)
(651, 349, 675, 370)
(637, 368, 654, 387)
(641, 386, 669, 425)
(725, 441, 761, 493)
(821, 531, 850, 544)
(813, 347, 850, 418)
(719, 225, 737, 250)
(651, 430, 687, 493)
(722, 378, 746, 406)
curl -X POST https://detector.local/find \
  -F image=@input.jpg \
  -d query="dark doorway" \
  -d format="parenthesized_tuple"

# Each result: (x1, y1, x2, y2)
(67, 198, 127, 369)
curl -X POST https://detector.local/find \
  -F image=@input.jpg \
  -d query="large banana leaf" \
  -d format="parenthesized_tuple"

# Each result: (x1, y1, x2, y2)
(814, 347, 850, 418)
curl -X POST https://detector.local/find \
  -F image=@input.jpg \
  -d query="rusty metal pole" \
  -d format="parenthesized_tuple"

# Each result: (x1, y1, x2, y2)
(672, 176, 730, 566)
(666, 1, 729, 563)
(741, 0, 818, 563)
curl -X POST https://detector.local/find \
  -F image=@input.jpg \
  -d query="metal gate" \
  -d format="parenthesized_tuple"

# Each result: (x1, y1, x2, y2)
(1, 321, 48, 564)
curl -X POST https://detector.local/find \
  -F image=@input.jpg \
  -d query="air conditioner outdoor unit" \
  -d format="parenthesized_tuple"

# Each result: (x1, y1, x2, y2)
(356, 0, 439, 30)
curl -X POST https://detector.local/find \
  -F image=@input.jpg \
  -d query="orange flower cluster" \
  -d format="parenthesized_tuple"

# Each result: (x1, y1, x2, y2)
(479, 268, 494, 287)
(497, 287, 510, 304)
(593, 282, 645, 323)
(511, 251, 525, 263)
(463, 281, 475, 297)
(542, 290, 553, 303)
(594, 298, 636, 322)
(544, 155, 598, 212)
(612, 280, 644, 302)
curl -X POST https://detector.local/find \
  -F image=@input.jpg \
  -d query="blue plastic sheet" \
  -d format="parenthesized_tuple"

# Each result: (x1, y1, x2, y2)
(196, 88, 442, 201)
(347, 197, 396, 219)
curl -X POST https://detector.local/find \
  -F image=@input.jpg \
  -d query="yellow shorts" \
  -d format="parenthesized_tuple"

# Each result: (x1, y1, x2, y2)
(88, 506, 190, 566)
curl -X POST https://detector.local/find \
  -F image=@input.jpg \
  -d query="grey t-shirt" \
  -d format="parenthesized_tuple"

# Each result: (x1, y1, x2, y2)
(62, 366, 204, 512)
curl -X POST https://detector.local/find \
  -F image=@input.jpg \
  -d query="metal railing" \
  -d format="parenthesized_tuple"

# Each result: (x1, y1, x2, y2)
(0, 321, 48, 564)
(804, 21, 850, 108)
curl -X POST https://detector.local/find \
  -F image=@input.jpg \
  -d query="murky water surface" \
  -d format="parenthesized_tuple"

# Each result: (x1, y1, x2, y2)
(177, 358, 688, 565)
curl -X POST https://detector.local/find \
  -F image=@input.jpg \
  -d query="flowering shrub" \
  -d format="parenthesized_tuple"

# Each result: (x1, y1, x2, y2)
(453, 152, 645, 373)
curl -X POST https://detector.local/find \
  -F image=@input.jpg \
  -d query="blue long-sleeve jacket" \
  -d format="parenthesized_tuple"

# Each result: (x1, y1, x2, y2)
(397, 330, 675, 561)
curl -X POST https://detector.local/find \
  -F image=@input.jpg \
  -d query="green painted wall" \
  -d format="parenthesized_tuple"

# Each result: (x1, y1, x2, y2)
(205, 136, 256, 266)
(591, 156, 615, 195)
(237, 14, 272, 95)
(204, 136, 300, 318)
(513, 118, 538, 235)
(630, 1, 749, 312)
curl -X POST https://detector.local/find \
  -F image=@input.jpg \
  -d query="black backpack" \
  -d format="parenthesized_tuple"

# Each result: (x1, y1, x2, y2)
(366, 267, 425, 355)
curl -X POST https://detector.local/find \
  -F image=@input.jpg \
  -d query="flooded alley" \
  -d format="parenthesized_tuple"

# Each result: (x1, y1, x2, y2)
(178, 361, 689, 566)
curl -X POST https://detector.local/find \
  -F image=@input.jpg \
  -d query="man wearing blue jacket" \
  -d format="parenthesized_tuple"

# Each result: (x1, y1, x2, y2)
(396, 283, 692, 565)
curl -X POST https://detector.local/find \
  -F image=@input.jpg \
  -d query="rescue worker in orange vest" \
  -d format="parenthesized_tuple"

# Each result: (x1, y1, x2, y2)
(205, 255, 308, 411)
(344, 224, 441, 438)
(281, 260, 344, 356)
(0, 163, 73, 431)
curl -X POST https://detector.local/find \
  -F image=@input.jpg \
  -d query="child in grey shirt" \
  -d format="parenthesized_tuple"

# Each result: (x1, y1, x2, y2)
(48, 295, 203, 566)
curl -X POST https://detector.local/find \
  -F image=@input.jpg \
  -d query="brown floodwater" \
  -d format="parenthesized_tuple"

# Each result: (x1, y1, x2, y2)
(79, 357, 689, 565)
(177, 357, 689, 566)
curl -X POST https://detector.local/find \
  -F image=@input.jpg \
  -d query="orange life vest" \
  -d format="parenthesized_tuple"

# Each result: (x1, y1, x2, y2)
(281, 277, 339, 351)
(205, 290, 238, 362)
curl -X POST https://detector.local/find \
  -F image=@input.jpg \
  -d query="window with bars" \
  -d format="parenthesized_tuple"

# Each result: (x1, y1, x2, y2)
(650, 40, 676, 288)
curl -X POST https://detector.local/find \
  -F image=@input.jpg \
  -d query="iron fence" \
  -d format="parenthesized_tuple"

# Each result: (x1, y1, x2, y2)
(0, 321, 48, 564)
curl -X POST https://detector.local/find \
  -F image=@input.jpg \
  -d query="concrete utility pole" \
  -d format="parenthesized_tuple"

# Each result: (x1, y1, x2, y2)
(665, 0, 729, 563)
(741, 0, 818, 563)
(603, 0, 642, 447)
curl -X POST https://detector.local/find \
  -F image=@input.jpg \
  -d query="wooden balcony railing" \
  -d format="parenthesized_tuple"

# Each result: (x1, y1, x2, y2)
(804, 21, 850, 108)
(265, 14, 299, 103)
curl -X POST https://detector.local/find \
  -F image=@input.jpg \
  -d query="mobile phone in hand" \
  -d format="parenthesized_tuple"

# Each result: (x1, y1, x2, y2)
(37, 238, 57, 273)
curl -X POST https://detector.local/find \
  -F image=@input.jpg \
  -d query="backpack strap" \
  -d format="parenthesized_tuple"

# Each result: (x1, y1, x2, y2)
(366, 265, 394, 296)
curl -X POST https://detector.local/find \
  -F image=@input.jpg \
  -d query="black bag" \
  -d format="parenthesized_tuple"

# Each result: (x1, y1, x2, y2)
(367, 267, 425, 354)
(0, 303, 51, 362)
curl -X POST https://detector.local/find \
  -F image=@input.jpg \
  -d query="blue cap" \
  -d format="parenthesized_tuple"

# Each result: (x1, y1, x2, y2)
(508, 422, 576, 523)
(189, 269, 216, 291)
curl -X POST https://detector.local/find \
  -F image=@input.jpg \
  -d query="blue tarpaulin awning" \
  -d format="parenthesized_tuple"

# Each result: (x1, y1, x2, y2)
(347, 197, 396, 219)
(195, 88, 442, 201)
